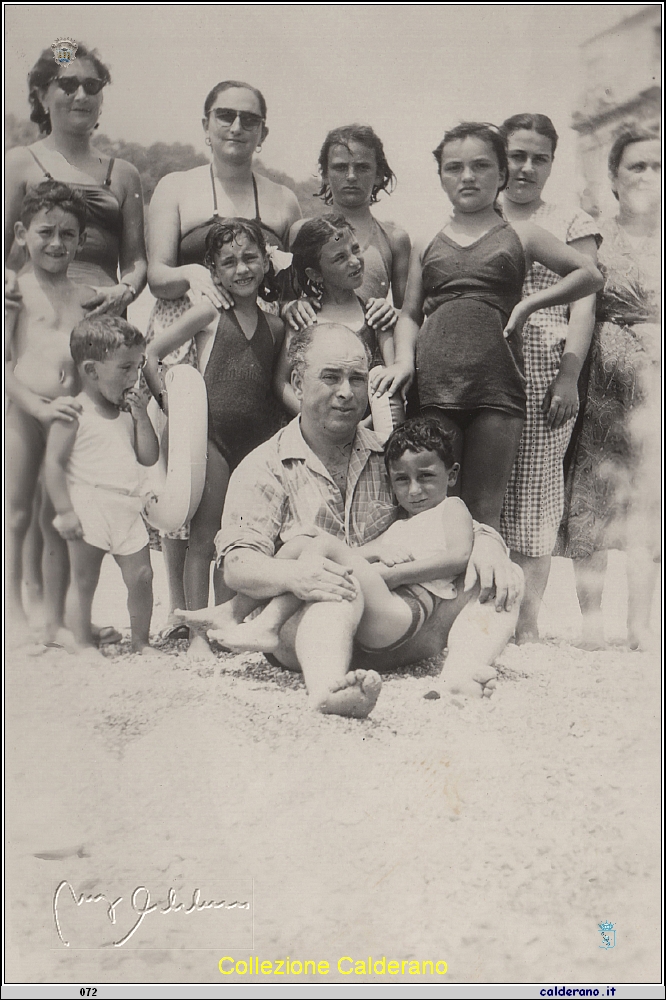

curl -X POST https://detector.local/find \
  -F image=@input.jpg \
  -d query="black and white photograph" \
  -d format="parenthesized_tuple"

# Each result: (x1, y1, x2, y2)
(4, 3, 662, 994)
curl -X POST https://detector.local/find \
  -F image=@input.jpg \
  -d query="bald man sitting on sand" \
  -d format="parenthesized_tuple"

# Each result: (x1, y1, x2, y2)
(180, 323, 523, 718)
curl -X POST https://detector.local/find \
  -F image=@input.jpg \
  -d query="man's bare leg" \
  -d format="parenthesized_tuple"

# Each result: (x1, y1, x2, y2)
(273, 594, 381, 718)
(436, 584, 522, 701)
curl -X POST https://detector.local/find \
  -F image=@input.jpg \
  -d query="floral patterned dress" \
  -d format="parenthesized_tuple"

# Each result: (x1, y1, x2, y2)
(558, 218, 660, 558)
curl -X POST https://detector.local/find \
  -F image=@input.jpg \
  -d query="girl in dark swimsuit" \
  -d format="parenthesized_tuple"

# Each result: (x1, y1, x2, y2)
(276, 214, 402, 433)
(145, 219, 286, 658)
(373, 122, 603, 530)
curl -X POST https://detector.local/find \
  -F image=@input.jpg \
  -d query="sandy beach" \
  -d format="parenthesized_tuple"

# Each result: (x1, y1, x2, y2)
(5, 550, 660, 985)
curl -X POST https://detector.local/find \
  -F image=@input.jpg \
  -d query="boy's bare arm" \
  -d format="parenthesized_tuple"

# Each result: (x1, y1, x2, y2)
(377, 504, 474, 589)
(5, 298, 81, 423)
(44, 419, 83, 539)
(123, 388, 159, 466)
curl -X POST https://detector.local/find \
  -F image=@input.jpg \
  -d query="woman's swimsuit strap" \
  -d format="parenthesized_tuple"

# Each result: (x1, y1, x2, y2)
(28, 147, 115, 188)
(208, 166, 283, 243)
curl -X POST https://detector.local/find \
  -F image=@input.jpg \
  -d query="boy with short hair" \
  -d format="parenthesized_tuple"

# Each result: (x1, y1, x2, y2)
(44, 316, 159, 654)
(6, 180, 91, 645)
(178, 417, 474, 655)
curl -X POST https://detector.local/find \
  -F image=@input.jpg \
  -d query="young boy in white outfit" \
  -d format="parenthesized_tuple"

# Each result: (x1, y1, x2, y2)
(45, 316, 159, 654)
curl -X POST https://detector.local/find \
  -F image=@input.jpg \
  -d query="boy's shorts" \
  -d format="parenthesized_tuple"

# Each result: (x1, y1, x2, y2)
(69, 484, 148, 557)
(356, 583, 443, 654)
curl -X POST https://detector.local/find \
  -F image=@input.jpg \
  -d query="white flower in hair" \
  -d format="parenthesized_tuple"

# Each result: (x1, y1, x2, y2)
(266, 245, 293, 274)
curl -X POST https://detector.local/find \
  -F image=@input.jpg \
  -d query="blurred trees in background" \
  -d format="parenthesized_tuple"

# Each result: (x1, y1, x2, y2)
(5, 114, 324, 215)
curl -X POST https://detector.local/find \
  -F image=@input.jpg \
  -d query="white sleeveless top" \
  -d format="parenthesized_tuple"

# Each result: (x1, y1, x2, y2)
(379, 496, 469, 599)
(67, 393, 140, 495)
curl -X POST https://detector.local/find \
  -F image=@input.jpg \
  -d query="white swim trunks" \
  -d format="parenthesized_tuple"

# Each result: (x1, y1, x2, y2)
(69, 484, 148, 557)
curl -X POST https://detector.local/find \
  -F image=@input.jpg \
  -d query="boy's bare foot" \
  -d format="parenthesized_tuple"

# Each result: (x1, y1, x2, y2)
(425, 664, 497, 702)
(186, 630, 217, 663)
(214, 620, 280, 654)
(173, 604, 240, 632)
(310, 669, 382, 719)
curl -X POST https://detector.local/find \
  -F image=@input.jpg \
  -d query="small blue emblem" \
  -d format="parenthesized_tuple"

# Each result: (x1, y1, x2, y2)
(51, 38, 78, 66)
(598, 920, 616, 950)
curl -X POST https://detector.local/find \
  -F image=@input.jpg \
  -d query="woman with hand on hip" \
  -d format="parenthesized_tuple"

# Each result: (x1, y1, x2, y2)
(146, 81, 301, 637)
(6, 43, 146, 315)
(498, 113, 601, 644)
(559, 129, 661, 651)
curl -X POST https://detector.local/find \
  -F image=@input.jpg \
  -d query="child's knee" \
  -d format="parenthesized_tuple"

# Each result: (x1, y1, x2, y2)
(6, 504, 33, 538)
(130, 560, 153, 588)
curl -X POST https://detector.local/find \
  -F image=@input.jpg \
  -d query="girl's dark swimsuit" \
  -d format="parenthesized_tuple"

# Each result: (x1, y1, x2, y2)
(204, 308, 281, 470)
(417, 222, 527, 417)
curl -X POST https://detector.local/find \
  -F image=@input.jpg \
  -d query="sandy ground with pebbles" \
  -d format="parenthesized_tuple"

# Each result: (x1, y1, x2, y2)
(5, 550, 661, 985)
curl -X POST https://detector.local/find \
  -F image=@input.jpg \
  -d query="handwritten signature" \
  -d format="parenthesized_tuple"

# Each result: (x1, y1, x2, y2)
(53, 881, 250, 948)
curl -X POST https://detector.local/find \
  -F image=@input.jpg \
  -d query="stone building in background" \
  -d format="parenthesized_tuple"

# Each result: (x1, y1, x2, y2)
(573, 4, 661, 216)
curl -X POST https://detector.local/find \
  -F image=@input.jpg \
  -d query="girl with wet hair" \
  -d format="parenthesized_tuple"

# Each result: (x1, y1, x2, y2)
(145, 218, 287, 659)
(284, 124, 411, 333)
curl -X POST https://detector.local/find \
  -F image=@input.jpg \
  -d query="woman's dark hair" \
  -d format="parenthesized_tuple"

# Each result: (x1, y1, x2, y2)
(290, 213, 354, 296)
(608, 127, 659, 199)
(203, 217, 280, 302)
(432, 121, 509, 193)
(384, 417, 456, 475)
(499, 113, 559, 156)
(20, 179, 87, 231)
(27, 44, 111, 135)
(317, 124, 396, 204)
(203, 80, 267, 120)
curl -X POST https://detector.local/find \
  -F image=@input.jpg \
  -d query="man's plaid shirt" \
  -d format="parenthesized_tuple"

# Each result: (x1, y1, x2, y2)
(216, 417, 398, 561)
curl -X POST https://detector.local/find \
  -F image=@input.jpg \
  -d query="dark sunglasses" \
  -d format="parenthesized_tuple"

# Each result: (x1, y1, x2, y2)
(55, 76, 106, 96)
(212, 107, 264, 130)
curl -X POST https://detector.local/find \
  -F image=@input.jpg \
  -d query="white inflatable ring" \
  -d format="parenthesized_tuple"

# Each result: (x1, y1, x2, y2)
(143, 365, 208, 534)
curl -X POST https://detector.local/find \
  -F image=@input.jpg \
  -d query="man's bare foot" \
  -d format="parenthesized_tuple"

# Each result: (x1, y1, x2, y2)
(310, 669, 382, 719)
(173, 604, 241, 632)
(426, 663, 497, 702)
(214, 620, 280, 654)
(186, 629, 217, 663)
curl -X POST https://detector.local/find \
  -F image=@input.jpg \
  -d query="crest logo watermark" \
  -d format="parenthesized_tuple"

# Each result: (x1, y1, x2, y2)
(51, 38, 78, 66)
(598, 920, 616, 950)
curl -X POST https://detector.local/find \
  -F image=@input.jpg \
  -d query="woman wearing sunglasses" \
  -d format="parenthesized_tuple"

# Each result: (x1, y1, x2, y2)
(146, 80, 301, 637)
(6, 43, 147, 318)
(147, 80, 300, 313)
